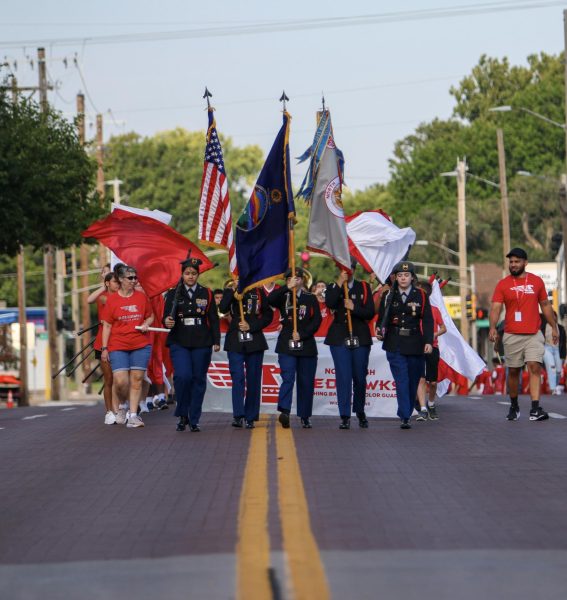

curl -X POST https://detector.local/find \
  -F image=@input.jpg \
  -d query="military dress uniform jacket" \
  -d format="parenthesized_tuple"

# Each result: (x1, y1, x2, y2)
(219, 288, 273, 353)
(163, 283, 220, 348)
(267, 286, 322, 357)
(324, 280, 375, 346)
(377, 286, 434, 355)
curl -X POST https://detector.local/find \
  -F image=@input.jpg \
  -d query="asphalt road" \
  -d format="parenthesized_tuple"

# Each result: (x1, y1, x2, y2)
(1, 393, 566, 600)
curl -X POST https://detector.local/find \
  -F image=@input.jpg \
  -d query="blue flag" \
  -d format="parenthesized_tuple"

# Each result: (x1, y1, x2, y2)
(236, 112, 294, 293)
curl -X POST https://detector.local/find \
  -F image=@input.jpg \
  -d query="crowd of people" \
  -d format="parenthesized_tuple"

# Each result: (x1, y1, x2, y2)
(89, 246, 562, 431)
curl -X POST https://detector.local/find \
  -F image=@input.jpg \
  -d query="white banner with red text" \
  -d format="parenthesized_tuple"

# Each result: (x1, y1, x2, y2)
(202, 332, 399, 417)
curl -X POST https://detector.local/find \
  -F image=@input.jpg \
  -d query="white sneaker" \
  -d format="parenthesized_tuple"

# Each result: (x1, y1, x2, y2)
(152, 395, 161, 409)
(104, 410, 117, 425)
(116, 408, 127, 425)
(554, 386, 563, 395)
(126, 412, 145, 428)
(139, 401, 150, 414)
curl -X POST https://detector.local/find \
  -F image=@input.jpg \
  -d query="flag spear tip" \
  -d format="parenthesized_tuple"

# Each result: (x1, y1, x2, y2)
(321, 92, 326, 111)
(279, 90, 289, 110)
(203, 87, 212, 109)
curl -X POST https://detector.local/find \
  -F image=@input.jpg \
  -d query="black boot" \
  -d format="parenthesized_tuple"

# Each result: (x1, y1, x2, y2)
(232, 416, 244, 428)
(339, 417, 350, 429)
(176, 416, 188, 431)
(278, 412, 290, 429)
(357, 412, 369, 428)
(301, 417, 312, 429)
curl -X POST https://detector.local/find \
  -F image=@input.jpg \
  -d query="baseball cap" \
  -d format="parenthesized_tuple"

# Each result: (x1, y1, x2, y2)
(506, 247, 528, 260)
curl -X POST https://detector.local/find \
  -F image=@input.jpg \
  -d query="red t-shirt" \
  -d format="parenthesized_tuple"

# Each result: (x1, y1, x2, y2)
(492, 273, 547, 334)
(102, 290, 152, 352)
(431, 306, 444, 348)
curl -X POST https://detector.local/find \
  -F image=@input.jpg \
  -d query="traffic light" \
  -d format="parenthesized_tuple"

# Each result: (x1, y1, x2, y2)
(476, 307, 488, 320)
(62, 305, 75, 331)
(63, 251, 73, 277)
(551, 233, 563, 255)
(466, 294, 473, 319)
(300, 250, 310, 269)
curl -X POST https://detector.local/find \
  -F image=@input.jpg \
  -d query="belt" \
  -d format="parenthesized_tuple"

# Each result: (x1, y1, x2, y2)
(392, 326, 416, 337)
(183, 317, 203, 326)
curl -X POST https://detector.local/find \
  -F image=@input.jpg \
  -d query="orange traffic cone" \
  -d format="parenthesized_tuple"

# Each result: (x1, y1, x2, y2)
(6, 390, 14, 409)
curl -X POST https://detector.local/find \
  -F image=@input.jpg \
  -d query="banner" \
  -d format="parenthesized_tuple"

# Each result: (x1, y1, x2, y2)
(202, 333, 399, 417)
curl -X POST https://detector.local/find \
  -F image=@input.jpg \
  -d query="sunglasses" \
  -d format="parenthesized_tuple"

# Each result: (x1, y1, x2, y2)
(125, 275, 138, 281)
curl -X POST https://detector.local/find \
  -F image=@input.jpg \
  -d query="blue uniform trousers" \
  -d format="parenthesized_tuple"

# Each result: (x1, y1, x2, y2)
(170, 344, 212, 426)
(277, 354, 317, 418)
(227, 350, 264, 422)
(330, 345, 371, 417)
(386, 351, 425, 420)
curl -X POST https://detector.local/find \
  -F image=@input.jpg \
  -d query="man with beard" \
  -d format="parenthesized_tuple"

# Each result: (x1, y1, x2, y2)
(489, 247, 558, 421)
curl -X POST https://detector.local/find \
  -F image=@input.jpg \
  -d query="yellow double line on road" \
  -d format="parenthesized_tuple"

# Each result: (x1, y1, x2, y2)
(237, 415, 330, 600)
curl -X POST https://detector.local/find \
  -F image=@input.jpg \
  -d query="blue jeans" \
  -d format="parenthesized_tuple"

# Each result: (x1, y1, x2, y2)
(386, 351, 425, 420)
(228, 351, 264, 422)
(543, 344, 562, 390)
(169, 344, 212, 426)
(277, 354, 317, 418)
(329, 345, 371, 417)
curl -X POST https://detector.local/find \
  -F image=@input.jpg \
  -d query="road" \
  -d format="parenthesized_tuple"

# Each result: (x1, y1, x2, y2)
(1, 394, 566, 599)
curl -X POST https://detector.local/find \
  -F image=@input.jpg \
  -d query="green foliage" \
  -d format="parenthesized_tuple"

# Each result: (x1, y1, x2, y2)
(348, 51, 567, 267)
(0, 91, 100, 256)
(0, 249, 46, 307)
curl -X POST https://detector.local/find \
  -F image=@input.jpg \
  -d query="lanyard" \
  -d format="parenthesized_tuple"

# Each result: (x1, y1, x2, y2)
(512, 274, 528, 308)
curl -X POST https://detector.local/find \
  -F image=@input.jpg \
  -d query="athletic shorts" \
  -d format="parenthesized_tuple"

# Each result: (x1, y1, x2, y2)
(502, 331, 545, 368)
(109, 345, 152, 373)
(424, 347, 440, 382)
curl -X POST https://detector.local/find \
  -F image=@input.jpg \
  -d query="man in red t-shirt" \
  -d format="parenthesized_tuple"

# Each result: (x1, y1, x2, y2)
(489, 247, 558, 421)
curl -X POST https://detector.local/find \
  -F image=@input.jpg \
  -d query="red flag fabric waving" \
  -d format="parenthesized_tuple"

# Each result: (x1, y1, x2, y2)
(82, 208, 214, 297)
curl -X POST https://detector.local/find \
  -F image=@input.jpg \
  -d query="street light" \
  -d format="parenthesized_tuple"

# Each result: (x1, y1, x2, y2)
(489, 105, 565, 130)
(415, 239, 460, 257)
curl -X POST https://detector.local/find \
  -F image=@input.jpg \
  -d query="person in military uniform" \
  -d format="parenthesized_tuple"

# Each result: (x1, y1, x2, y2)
(325, 268, 375, 429)
(219, 281, 273, 429)
(268, 268, 322, 428)
(163, 258, 220, 432)
(376, 261, 433, 429)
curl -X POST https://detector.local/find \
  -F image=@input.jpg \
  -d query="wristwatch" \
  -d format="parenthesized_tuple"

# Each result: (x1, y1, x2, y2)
(101, 346, 108, 351)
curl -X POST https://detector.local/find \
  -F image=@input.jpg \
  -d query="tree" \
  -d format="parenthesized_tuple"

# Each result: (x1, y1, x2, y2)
(0, 91, 100, 256)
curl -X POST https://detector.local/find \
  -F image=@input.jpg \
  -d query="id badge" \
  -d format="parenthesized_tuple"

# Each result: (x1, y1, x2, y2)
(514, 311, 522, 322)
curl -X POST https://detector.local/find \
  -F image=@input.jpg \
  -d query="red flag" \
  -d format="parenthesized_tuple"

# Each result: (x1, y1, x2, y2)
(82, 208, 214, 297)
(198, 109, 238, 276)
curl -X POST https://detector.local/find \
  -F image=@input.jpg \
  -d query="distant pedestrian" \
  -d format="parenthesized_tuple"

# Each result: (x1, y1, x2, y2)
(488, 247, 558, 421)
(376, 261, 433, 429)
(163, 257, 220, 432)
(101, 266, 154, 428)
(541, 311, 566, 395)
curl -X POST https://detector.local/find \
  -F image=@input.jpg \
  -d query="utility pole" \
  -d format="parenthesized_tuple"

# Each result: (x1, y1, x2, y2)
(96, 114, 107, 268)
(38, 47, 60, 400)
(77, 93, 92, 389)
(496, 128, 511, 272)
(11, 78, 29, 406)
(70, 245, 83, 386)
(562, 10, 567, 309)
(457, 158, 470, 344)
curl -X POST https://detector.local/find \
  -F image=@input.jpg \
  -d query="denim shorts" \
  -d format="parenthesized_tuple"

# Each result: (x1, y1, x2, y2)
(109, 345, 152, 372)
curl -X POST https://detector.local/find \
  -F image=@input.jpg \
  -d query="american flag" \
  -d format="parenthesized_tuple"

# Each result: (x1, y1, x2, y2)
(198, 110, 238, 276)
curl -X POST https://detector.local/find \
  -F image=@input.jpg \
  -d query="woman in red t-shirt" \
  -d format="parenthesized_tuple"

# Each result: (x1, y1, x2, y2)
(101, 266, 154, 428)
(88, 271, 120, 424)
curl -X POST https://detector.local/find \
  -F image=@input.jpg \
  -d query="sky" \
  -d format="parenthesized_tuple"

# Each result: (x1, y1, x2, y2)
(0, 0, 565, 193)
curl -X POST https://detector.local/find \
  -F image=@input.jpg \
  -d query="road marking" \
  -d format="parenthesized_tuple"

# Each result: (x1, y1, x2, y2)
(22, 414, 48, 420)
(236, 415, 271, 600)
(548, 412, 567, 419)
(275, 425, 330, 600)
(61, 407, 76, 411)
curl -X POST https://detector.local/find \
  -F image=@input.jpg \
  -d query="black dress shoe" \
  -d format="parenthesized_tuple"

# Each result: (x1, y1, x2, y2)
(357, 412, 369, 428)
(339, 417, 350, 429)
(400, 419, 411, 430)
(176, 416, 188, 431)
(189, 424, 201, 432)
(232, 417, 244, 428)
(245, 421, 255, 429)
(301, 418, 312, 429)
(278, 412, 290, 428)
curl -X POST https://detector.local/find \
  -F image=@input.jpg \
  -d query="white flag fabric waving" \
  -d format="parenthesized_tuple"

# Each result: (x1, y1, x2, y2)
(430, 279, 485, 396)
(345, 210, 416, 283)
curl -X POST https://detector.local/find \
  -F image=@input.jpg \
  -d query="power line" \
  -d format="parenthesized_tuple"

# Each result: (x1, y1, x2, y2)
(0, 1, 563, 48)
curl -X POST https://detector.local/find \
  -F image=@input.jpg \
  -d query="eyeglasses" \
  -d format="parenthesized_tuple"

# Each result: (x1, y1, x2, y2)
(125, 276, 138, 281)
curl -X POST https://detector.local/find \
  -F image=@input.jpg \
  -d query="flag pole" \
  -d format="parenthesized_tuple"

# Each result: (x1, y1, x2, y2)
(280, 90, 300, 343)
